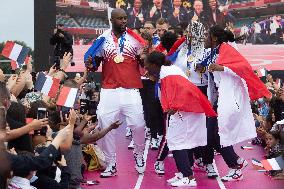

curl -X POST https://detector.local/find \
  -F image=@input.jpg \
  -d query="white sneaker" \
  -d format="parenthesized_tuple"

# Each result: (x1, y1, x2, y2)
(154, 161, 165, 175)
(145, 127, 151, 139)
(157, 135, 163, 146)
(237, 157, 248, 170)
(125, 127, 132, 138)
(214, 150, 221, 155)
(100, 163, 117, 178)
(206, 164, 218, 178)
(221, 169, 243, 182)
(151, 138, 159, 150)
(128, 139, 134, 149)
(134, 153, 145, 174)
(194, 158, 206, 171)
(171, 177, 197, 187)
(167, 172, 183, 183)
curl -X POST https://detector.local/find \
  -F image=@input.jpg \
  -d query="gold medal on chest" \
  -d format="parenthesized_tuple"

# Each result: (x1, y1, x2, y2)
(187, 55, 194, 62)
(114, 55, 124, 64)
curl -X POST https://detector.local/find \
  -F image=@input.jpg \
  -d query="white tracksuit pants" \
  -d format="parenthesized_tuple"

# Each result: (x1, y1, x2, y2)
(97, 88, 146, 166)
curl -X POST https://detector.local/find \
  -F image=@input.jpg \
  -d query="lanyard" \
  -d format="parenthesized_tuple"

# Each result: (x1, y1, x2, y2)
(200, 46, 218, 67)
(112, 32, 126, 55)
(186, 46, 192, 69)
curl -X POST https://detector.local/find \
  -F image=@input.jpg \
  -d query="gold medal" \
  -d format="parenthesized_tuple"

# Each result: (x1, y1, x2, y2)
(187, 55, 194, 62)
(114, 55, 124, 64)
(118, 55, 124, 63)
(114, 56, 119, 63)
(186, 69, 191, 77)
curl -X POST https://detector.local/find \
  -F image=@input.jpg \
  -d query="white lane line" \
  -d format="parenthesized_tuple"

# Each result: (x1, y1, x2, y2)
(134, 138, 150, 189)
(213, 160, 227, 189)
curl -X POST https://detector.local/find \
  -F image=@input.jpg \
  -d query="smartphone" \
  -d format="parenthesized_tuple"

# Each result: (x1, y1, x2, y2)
(88, 101, 97, 116)
(80, 99, 89, 115)
(88, 101, 97, 123)
(35, 108, 48, 136)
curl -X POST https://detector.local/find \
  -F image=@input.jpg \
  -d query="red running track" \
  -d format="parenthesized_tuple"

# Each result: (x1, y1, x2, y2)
(67, 44, 284, 73)
(82, 125, 284, 189)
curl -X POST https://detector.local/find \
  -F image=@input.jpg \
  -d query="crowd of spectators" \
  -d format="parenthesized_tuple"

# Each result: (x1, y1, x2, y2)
(0, 53, 122, 189)
(251, 73, 284, 179)
(240, 15, 284, 44)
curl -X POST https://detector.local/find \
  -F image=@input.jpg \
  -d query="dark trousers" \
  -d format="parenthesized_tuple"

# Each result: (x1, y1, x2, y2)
(193, 85, 208, 160)
(173, 149, 194, 177)
(139, 80, 164, 139)
(202, 106, 239, 168)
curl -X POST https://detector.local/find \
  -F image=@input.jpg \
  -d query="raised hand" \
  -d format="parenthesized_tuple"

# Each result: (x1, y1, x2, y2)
(27, 118, 49, 130)
(61, 52, 72, 71)
(110, 120, 123, 129)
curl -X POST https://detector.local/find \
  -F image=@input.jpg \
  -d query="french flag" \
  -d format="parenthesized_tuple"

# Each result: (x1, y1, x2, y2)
(34, 72, 60, 98)
(57, 86, 78, 108)
(167, 37, 186, 62)
(261, 155, 284, 171)
(11, 56, 31, 70)
(1, 41, 30, 67)
(159, 65, 217, 117)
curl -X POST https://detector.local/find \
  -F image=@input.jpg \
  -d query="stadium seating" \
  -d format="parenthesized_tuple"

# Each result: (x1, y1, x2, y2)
(75, 16, 109, 28)
(56, 14, 109, 28)
(56, 15, 78, 27)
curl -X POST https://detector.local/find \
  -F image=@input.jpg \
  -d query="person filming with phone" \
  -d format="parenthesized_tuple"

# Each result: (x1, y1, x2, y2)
(50, 24, 73, 68)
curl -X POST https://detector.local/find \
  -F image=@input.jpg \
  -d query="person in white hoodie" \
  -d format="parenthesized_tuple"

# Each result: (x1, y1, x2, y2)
(203, 25, 271, 182)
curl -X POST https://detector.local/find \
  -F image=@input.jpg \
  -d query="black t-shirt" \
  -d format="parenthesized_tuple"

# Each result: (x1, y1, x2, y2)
(6, 102, 33, 153)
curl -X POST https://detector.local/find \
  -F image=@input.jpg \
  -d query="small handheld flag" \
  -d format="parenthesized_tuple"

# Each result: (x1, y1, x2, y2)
(57, 86, 78, 108)
(34, 72, 61, 98)
(252, 158, 264, 168)
(241, 145, 253, 150)
(261, 156, 284, 171)
(1, 41, 30, 68)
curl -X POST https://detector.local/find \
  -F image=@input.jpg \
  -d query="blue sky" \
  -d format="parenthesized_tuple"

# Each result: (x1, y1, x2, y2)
(0, 0, 34, 49)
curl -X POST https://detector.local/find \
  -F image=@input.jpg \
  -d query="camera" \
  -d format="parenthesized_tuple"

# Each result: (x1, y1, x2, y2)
(35, 108, 48, 136)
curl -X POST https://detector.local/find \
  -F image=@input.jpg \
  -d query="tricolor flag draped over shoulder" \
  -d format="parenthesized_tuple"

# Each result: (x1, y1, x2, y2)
(84, 28, 146, 68)
(159, 65, 217, 117)
(34, 72, 60, 98)
(217, 43, 271, 101)
(57, 86, 78, 108)
(84, 36, 106, 67)
(1, 41, 30, 67)
(166, 37, 186, 62)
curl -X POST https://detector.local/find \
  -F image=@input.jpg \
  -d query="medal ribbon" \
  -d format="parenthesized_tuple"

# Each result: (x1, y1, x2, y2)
(186, 46, 192, 69)
(112, 31, 126, 55)
(200, 46, 219, 67)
